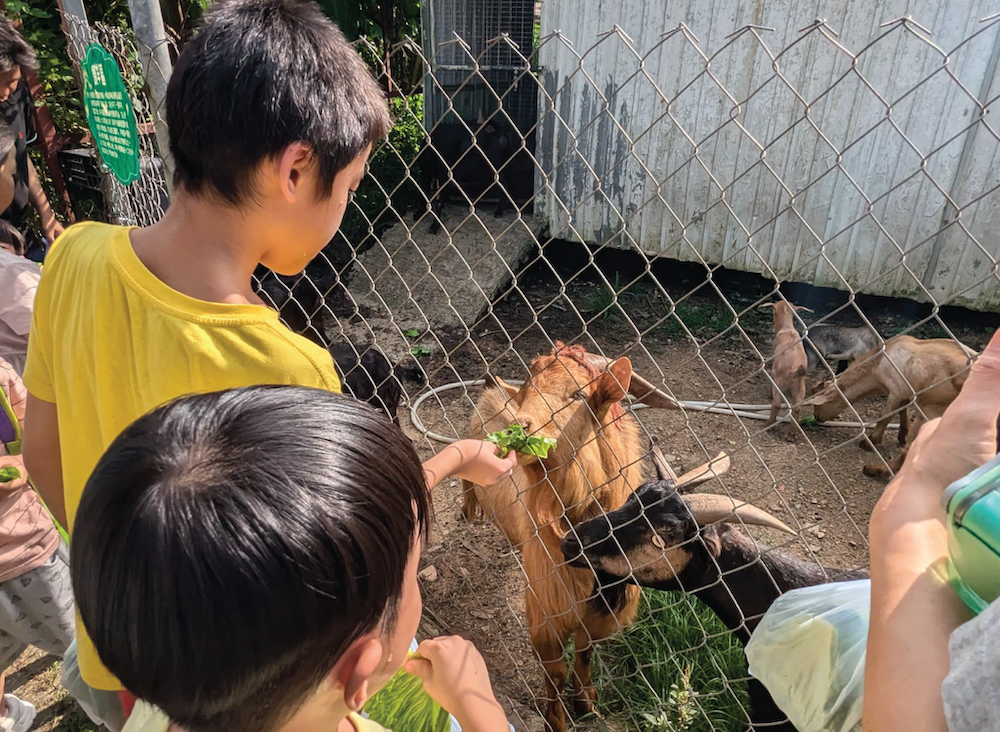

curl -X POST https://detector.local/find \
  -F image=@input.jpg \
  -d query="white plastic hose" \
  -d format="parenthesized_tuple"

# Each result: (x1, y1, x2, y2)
(408, 379, 895, 445)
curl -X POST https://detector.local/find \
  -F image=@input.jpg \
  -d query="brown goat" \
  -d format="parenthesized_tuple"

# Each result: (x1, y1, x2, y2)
(463, 343, 651, 732)
(803, 335, 976, 477)
(761, 301, 812, 438)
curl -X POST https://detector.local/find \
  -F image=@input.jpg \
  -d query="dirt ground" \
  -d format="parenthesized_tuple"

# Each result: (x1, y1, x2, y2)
(10, 232, 997, 732)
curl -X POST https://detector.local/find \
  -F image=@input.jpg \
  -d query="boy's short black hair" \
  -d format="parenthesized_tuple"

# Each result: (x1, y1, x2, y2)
(166, 0, 391, 205)
(0, 219, 26, 255)
(71, 386, 430, 732)
(0, 16, 38, 73)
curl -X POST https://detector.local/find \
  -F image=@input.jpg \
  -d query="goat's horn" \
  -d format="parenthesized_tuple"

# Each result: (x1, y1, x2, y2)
(676, 452, 731, 487)
(584, 352, 682, 410)
(682, 494, 796, 535)
(651, 447, 678, 482)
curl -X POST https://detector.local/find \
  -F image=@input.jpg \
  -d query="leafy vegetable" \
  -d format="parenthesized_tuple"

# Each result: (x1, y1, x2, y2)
(0, 466, 21, 482)
(364, 662, 451, 732)
(486, 423, 558, 458)
(403, 328, 420, 338)
(410, 345, 431, 357)
(799, 414, 818, 428)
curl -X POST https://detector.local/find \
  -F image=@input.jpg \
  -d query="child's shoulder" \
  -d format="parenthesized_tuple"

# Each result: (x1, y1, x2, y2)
(44, 221, 129, 273)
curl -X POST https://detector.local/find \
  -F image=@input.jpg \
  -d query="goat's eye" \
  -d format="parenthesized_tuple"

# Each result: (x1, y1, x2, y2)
(571, 389, 587, 401)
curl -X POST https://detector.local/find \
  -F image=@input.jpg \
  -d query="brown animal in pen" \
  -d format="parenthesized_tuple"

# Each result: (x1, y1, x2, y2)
(760, 301, 811, 438)
(803, 334, 976, 477)
(461, 343, 678, 732)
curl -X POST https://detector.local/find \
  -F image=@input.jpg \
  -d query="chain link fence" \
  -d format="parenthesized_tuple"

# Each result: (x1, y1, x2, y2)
(57, 5, 1000, 732)
(58, 14, 171, 227)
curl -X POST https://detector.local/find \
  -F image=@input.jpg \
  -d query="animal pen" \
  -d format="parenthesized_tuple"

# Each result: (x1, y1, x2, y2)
(47, 0, 1000, 730)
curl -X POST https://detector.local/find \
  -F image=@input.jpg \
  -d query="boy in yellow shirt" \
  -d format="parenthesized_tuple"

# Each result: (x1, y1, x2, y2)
(21, 0, 514, 722)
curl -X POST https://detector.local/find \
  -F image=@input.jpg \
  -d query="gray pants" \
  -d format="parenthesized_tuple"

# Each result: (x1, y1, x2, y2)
(0, 543, 125, 731)
(0, 543, 75, 668)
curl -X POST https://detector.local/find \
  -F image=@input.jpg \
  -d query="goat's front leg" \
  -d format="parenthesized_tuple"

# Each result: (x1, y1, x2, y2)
(864, 394, 909, 450)
(765, 386, 781, 428)
(571, 627, 598, 716)
(528, 604, 570, 732)
(897, 405, 910, 446)
(460, 479, 481, 523)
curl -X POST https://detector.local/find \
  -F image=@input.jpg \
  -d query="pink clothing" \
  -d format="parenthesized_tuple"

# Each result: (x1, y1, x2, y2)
(0, 356, 58, 583)
(0, 248, 39, 376)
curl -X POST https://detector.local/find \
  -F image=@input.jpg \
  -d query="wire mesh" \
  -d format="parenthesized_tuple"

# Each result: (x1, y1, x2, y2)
(57, 5, 1000, 732)
(60, 15, 172, 227)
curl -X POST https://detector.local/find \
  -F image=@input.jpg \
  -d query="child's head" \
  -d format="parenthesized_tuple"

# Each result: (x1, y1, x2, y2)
(0, 120, 16, 216)
(0, 15, 37, 103)
(71, 386, 430, 732)
(165, 0, 391, 274)
(0, 219, 25, 255)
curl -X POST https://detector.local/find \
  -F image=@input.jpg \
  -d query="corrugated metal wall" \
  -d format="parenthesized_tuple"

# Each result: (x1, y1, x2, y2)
(534, 0, 1000, 311)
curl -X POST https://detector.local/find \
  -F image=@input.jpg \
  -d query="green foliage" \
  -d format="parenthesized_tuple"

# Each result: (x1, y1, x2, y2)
(337, 94, 425, 248)
(594, 589, 751, 732)
(8, 0, 83, 134)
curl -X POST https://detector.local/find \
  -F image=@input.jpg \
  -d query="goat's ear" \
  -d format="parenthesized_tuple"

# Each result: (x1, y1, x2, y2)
(595, 357, 633, 405)
(792, 305, 814, 314)
(494, 376, 521, 401)
(701, 527, 723, 559)
(757, 302, 775, 311)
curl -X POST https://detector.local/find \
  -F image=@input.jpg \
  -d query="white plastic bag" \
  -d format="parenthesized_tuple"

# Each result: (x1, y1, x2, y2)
(745, 579, 870, 732)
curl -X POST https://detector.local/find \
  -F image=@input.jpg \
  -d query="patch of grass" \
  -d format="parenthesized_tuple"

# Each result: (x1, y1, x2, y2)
(587, 273, 624, 316)
(594, 590, 750, 732)
(55, 709, 100, 732)
(662, 301, 735, 338)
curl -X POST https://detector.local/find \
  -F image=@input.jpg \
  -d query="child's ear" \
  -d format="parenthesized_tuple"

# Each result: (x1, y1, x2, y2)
(277, 142, 315, 203)
(332, 637, 383, 712)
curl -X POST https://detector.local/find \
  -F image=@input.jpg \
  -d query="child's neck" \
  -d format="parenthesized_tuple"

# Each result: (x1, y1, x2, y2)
(129, 190, 269, 306)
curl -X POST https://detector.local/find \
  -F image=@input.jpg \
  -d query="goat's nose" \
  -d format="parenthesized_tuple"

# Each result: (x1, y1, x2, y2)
(559, 532, 582, 562)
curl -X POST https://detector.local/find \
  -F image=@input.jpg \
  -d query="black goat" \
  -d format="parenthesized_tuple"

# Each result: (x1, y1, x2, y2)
(253, 268, 419, 424)
(254, 263, 337, 346)
(327, 342, 407, 425)
(560, 451, 866, 732)
(416, 113, 520, 234)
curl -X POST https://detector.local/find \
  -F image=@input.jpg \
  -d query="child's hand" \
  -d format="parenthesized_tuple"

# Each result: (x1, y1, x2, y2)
(0, 455, 27, 493)
(404, 636, 509, 732)
(454, 439, 518, 485)
(422, 440, 517, 489)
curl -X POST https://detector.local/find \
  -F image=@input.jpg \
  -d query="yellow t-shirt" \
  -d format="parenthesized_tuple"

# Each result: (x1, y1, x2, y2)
(23, 222, 341, 690)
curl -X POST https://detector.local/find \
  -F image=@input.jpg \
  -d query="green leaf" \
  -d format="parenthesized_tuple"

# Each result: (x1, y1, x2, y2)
(403, 328, 420, 338)
(485, 424, 558, 459)
(410, 345, 431, 357)
(0, 466, 21, 482)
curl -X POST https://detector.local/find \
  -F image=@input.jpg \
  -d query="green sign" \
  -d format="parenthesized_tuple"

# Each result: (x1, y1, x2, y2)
(81, 43, 140, 185)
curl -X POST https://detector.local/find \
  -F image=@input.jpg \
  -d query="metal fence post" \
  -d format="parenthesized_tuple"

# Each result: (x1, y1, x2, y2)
(125, 0, 175, 198)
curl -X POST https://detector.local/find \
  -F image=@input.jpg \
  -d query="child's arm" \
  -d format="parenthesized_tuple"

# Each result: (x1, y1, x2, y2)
(22, 393, 68, 528)
(422, 439, 517, 490)
(404, 636, 510, 732)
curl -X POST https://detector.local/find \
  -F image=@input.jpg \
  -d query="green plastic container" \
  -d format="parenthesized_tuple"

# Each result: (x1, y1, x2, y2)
(942, 453, 1000, 615)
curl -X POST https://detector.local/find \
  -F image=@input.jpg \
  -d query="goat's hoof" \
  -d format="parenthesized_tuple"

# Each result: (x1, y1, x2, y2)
(429, 222, 442, 235)
(543, 704, 567, 732)
(859, 437, 878, 452)
(573, 690, 598, 717)
(862, 463, 888, 478)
